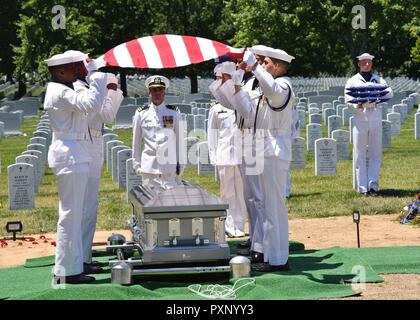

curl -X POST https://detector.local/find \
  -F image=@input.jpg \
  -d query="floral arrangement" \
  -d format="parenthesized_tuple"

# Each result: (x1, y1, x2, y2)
(400, 194, 420, 224)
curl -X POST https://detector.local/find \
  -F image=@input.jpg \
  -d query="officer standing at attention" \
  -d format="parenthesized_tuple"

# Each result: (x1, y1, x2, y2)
(208, 62, 247, 238)
(345, 53, 393, 196)
(70, 51, 124, 272)
(132, 75, 185, 189)
(220, 47, 295, 272)
(44, 51, 110, 284)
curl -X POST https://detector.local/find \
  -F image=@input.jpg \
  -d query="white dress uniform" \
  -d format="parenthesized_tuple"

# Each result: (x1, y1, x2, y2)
(132, 101, 185, 189)
(207, 102, 247, 237)
(44, 53, 108, 277)
(73, 78, 123, 264)
(221, 51, 295, 266)
(345, 72, 393, 193)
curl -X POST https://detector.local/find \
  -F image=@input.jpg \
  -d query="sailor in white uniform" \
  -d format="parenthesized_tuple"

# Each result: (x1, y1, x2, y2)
(345, 53, 393, 196)
(44, 51, 110, 284)
(219, 47, 295, 272)
(132, 75, 185, 189)
(70, 51, 124, 271)
(208, 62, 247, 238)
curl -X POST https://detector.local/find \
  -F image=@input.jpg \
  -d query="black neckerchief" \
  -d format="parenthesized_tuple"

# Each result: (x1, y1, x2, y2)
(359, 71, 373, 83)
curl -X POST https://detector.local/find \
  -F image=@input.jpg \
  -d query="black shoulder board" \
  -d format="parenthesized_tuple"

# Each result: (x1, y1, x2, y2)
(166, 105, 179, 111)
(137, 105, 149, 112)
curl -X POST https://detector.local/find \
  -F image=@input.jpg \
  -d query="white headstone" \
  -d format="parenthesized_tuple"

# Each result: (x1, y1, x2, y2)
(102, 134, 118, 162)
(111, 145, 127, 181)
(336, 104, 346, 117)
(197, 141, 214, 176)
(15, 155, 40, 192)
(22, 150, 44, 179)
(415, 113, 420, 140)
(27, 143, 46, 165)
(306, 123, 322, 152)
(323, 108, 335, 125)
(308, 107, 320, 116)
(7, 163, 35, 210)
(314, 138, 337, 176)
(117, 149, 132, 189)
(309, 113, 322, 125)
(0, 121, 4, 139)
(349, 116, 354, 144)
(185, 137, 199, 167)
(29, 136, 47, 147)
(387, 112, 401, 136)
(291, 137, 305, 169)
(126, 158, 142, 202)
(106, 140, 123, 171)
(331, 129, 349, 160)
(194, 115, 206, 131)
(382, 120, 392, 147)
(321, 103, 332, 113)
(380, 103, 389, 120)
(298, 110, 305, 126)
(328, 115, 342, 138)
(341, 107, 354, 126)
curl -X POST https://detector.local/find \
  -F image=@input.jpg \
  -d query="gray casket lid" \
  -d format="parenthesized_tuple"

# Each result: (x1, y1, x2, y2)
(131, 180, 228, 213)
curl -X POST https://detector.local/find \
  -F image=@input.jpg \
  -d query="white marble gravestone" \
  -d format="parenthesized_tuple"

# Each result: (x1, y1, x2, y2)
(197, 141, 214, 176)
(126, 158, 142, 202)
(7, 163, 35, 210)
(331, 129, 349, 160)
(291, 137, 305, 169)
(314, 138, 337, 176)
(306, 123, 322, 152)
(382, 120, 392, 147)
(117, 149, 132, 189)
(387, 112, 401, 136)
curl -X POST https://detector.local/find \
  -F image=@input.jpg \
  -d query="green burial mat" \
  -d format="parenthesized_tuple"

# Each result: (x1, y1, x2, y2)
(3, 245, 420, 300)
(23, 240, 305, 268)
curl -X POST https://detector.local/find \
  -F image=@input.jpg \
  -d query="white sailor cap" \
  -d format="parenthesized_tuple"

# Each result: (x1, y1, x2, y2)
(221, 61, 236, 77)
(357, 53, 375, 61)
(213, 64, 223, 77)
(45, 50, 87, 67)
(250, 45, 270, 57)
(145, 75, 170, 89)
(264, 47, 295, 63)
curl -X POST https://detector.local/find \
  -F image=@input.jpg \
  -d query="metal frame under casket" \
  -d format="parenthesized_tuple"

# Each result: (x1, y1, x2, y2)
(107, 180, 231, 283)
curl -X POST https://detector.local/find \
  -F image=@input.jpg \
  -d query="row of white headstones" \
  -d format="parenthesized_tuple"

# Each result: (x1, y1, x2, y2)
(6, 92, 420, 210)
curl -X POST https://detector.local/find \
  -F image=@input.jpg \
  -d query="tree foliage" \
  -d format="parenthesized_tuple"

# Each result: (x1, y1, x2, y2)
(4, 0, 419, 85)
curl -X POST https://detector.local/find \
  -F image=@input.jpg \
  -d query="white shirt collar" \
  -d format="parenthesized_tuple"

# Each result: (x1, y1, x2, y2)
(152, 101, 165, 112)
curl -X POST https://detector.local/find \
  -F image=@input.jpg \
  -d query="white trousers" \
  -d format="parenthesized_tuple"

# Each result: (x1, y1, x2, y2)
(259, 158, 289, 266)
(82, 138, 103, 264)
(353, 119, 382, 193)
(53, 162, 89, 277)
(285, 170, 291, 198)
(239, 163, 264, 253)
(218, 165, 247, 237)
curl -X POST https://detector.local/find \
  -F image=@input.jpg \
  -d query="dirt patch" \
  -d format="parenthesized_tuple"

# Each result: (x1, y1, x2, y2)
(0, 214, 419, 299)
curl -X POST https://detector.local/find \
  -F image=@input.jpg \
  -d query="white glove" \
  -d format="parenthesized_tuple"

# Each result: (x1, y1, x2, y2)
(135, 168, 142, 176)
(86, 60, 99, 74)
(107, 73, 118, 85)
(232, 69, 245, 86)
(243, 50, 257, 67)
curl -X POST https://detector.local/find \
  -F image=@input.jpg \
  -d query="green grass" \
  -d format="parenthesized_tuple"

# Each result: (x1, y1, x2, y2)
(1, 108, 420, 235)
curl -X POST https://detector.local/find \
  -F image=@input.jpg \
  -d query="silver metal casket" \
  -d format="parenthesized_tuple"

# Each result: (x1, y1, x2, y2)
(107, 180, 231, 283)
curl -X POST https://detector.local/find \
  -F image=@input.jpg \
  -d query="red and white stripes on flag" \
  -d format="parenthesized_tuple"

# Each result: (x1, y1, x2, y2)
(99, 34, 244, 69)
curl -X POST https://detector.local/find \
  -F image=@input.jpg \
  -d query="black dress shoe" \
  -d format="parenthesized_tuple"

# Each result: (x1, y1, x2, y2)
(88, 260, 103, 267)
(54, 273, 95, 284)
(249, 251, 264, 263)
(369, 188, 379, 196)
(237, 239, 251, 249)
(83, 263, 104, 274)
(237, 248, 250, 256)
(251, 261, 290, 272)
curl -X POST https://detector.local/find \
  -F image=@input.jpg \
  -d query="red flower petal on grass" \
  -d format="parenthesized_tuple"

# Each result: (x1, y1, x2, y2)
(32, 241, 38, 245)
(51, 241, 56, 247)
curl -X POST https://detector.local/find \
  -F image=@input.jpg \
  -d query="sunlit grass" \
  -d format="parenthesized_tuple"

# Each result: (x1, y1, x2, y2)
(1, 107, 420, 234)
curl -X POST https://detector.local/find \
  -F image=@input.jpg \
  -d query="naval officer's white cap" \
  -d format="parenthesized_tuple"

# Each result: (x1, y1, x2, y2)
(357, 53, 375, 61)
(45, 50, 87, 67)
(213, 64, 223, 77)
(221, 61, 236, 77)
(264, 47, 295, 63)
(145, 75, 170, 89)
(250, 45, 270, 57)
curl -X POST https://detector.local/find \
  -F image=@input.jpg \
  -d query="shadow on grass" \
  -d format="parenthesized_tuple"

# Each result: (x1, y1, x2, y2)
(377, 189, 420, 198)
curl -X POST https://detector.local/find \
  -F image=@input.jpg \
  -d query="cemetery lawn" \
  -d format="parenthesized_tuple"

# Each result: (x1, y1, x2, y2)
(1, 112, 420, 235)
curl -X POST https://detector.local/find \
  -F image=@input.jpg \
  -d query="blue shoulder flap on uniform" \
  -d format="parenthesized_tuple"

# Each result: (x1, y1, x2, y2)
(166, 105, 179, 111)
(137, 105, 150, 112)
